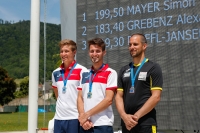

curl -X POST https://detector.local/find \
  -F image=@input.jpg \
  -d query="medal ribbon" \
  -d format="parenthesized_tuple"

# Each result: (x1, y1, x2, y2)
(89, 64, 105, 93)
(62, 62, 77, 88)
(131, 58, 146, 88)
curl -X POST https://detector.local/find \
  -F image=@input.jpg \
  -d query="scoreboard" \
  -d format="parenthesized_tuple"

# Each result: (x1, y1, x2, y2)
(76, 0, 200, 130)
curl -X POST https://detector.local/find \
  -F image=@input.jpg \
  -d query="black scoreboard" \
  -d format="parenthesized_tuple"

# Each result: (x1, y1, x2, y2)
(77, 0, 200, 130)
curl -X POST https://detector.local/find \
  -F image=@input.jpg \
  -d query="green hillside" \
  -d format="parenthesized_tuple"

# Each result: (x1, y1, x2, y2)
(0, 20, 61, 82)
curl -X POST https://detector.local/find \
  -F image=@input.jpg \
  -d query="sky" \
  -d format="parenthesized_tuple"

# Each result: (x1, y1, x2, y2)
(0, 0, 60, 24)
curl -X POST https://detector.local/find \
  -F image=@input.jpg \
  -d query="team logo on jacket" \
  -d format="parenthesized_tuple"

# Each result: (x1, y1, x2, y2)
(138, 72, 147, 81)
(123, 68, 130, 78)
(98, 75, 106, 79)
(53, 70, 62, 82)
(82, 72, 90, 84)
(123, 72, 130, 78)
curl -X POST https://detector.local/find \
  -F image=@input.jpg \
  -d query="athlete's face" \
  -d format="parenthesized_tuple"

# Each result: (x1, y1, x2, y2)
(89, 44, 105, 63)
(60, 45, 76, 63)
(129, 35, 147, 58)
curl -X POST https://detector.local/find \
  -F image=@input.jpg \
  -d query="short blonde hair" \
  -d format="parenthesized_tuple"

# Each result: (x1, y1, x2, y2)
(58, 39, 77, 51)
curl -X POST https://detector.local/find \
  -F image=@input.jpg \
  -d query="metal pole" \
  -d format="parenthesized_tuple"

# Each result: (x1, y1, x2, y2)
(28, 0, 40, 133)
(43, 0, 47, 129)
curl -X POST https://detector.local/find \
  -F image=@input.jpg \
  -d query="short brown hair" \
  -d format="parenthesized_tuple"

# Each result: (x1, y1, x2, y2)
(131, 33, 147, 44)
(88, 38, 105, 51)
(58, 39, 77, 51)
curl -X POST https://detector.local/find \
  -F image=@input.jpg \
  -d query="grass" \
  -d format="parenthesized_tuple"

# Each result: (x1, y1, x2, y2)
(0, 112, 55, 132)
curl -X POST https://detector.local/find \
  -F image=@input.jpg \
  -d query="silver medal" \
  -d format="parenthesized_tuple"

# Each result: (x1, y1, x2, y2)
(62, 86, 66, 93)
(87, 92, 92, 99)
(129, 86, 135, 93)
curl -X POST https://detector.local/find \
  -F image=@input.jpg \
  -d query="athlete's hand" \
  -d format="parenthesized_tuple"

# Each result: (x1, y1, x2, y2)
(122, 114, 138, 130)
(132, 114, 139, 122)
(82, 120, 93, 130)
(78, 112, 90, 126)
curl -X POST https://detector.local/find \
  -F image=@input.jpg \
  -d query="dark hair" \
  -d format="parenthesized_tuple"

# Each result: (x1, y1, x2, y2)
(88, 38, 105, 51)
(131, 33, 147, 44)
(58, 39, 77, 51)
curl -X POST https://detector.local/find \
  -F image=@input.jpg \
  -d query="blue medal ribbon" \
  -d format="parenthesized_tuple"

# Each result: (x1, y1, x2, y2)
(61, 62, 77, 93)
(88, 64, 105, 98)
(130, 58, 146, 93)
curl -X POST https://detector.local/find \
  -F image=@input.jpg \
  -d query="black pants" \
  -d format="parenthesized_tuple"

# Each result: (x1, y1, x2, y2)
(122, 125, 157, 133)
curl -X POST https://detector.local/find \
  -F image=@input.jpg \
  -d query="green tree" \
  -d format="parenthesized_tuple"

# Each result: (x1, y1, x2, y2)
(0, 66, 17, 106)
(0, 20, 61, 81)
(19, 76, 29, 96)
(14, 76, 29, 98)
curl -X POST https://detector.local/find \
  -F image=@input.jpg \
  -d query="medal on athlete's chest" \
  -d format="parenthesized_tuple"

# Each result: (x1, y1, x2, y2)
(61, 62, 77, 94)
(62, 86, 67, 93)
(129, 86, 135, 93)
(87, 64, 105, 99)
(130, 58, 146, 94)
(87, 92, 92, 99)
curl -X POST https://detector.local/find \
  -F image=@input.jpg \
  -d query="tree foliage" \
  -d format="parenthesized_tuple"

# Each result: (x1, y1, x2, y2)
(19, 77, 29, 96)
(0, 20, 61, 82)
(14, 77, 29, 98)
(0, 66, 17, 106)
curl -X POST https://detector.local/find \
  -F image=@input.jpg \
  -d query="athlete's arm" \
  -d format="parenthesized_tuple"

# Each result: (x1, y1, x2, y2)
(77, 90, 85, 115)
(133, 89, 161, 121)
(52, 72, 58, 99)
(77, 90, 94, 129)
(78, 89, 115, 125)
(115, 90, 138, 130)
(115, 90, 126, 118)
(53, 88, 58, 99)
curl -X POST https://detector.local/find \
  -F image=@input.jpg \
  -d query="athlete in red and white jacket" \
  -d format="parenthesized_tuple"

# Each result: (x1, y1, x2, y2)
(77, 38, 117, 133)
(52, 39, 87, 133)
